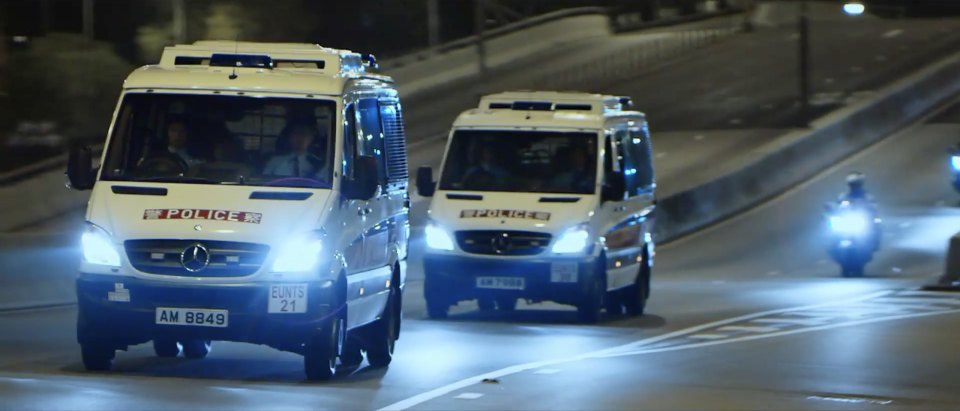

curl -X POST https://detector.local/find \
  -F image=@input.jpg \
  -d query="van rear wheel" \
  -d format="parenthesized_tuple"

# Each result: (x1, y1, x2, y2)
(496, 297, 517, 311)
(181, 340, 212, 359)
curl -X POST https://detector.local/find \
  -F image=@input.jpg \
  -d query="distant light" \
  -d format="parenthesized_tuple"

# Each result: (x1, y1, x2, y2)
(12, 35, 28, 44)
(843, 2, 866, 16)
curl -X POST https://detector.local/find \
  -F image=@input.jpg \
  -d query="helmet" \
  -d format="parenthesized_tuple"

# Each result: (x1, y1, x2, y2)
(846, 172, 865, 187)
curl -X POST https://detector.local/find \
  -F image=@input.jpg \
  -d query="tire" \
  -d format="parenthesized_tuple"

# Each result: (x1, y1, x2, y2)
(495, 297, 517, 312)
(477, 297, 496, 312)
(604, 290, 623, 315)
(81, 343, 115, 371)
(153, 339, 181, 358)
(623, 259, 651, 316)
(181, 340, 212, 359)
(366, 288, 400, 368)
(425, 296, 449, 319)
(304, 316, 343, 381)
(577, 269, 604, 324)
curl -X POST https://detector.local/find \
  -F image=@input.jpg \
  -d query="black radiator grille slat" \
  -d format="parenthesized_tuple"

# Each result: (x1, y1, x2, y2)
(455, 231, 552, 256)
(125, 239, 269, 277)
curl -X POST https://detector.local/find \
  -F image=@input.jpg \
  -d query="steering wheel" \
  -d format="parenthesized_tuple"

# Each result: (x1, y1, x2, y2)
(137, 152, 188, 176)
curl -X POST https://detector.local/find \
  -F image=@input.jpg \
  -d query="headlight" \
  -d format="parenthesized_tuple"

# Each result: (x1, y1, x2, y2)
(829, 211, 869, 236)
(951, 156, 960, 171)
(425, 222, 455, 251)
(552, 225, 591, 254)
(81, 224, 121, 267)
(271, 232, 324, 272)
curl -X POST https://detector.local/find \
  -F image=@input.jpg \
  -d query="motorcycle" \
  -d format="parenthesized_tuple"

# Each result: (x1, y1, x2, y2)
(824, 200, 881, 277)
(949, 147, 960, 192)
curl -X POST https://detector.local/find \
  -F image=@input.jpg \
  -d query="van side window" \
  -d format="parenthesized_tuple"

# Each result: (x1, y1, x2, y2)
(603, 133, 615, 177)
(613, 127, 641, 197)
(342, 104, 357, 179)
(379, 100, 409, 185)
(629, 125, 655, 192)
(357, 98, 387, 185)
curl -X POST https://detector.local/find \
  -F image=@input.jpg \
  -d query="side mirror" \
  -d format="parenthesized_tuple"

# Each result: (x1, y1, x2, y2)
(416, 166, 436, 197)
(66, 145, 95, 190)
(345, 155, 379, 200)
(602, 172, 626, 203)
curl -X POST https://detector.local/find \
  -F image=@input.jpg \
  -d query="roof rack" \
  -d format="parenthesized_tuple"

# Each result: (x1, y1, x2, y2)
(479, 91, 634, 114)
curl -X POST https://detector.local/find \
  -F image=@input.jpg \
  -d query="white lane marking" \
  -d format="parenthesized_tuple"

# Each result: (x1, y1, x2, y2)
(533, 368, 561, 375)
(874, 297, 960, 306)
(729, 118, 742, 125)
(602, 308, 960, 359)
(882, 29, 903, 38)
(899, 290, 960, 297)
(454, 393, 484, 400)
(718, 325, 780, 333)
(656, 152, 667, 159)
(407, 133, 447, 150)
(376, 291, 892, 411)
(808, 395, 893, 406)
(687, 333, 728, 340)
(751, 318, 830, 326)
(693, 134, 705, 141)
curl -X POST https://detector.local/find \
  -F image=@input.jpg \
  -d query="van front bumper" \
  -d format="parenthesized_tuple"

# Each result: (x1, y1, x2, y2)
(422, 253, 598, 307)
(76, 274, 336, 354)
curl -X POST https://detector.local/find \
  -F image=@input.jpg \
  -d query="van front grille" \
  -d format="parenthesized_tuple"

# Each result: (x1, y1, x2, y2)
(455, 231, 552, 256)
(125, 239, 269, 277)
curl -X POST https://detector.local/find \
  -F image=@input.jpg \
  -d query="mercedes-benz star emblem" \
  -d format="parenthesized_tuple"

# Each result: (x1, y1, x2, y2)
(492, 233, 511, 254)
(194, 224, 203, 231)
(180, 243, 211, 272)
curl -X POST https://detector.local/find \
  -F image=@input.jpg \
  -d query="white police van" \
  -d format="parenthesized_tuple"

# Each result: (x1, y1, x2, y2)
(66, 42, 410, 380)
(416, 91, 656, 323)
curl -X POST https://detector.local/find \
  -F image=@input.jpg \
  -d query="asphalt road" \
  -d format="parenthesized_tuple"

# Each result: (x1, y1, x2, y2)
(1, 90, 959, 411)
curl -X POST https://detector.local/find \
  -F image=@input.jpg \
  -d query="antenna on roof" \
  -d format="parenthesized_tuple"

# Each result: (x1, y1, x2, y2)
(228, 37, 239, 80)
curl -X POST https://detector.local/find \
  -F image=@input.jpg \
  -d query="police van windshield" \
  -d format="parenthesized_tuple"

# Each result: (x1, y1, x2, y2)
(100, 93, 336, 189)
(439, 129, 597, 194)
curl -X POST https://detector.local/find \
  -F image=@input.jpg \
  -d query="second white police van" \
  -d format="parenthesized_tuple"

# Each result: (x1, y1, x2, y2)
(417, 91, 657, 323)
(66, 42, 410, 380)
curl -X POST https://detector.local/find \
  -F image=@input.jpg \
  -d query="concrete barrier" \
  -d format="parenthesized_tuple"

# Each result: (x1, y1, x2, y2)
(654, 49, 960, 242)
(0, 167, 89, 232)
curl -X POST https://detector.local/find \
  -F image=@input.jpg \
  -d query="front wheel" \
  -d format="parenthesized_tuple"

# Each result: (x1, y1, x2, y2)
(623, 258, 651, 316)
(304, 316, 343, 381)
(81, 343, 115, 371)
(153, 339, 181, 358)
(366, 287, 401, 368)
(577, 272, 604, 324)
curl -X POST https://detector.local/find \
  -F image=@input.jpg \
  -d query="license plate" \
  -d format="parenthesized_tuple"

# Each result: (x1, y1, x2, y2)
(550, 262, 579, 283)
(476, 277, 525, 290)
(155, 307, 228, 328)
(269, 284, 308, 314)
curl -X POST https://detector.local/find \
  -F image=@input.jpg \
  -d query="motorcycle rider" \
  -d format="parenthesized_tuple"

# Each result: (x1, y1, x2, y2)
(835, 172, 880, 250)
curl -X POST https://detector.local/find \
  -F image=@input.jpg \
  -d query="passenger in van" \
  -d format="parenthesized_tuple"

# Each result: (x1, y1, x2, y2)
(262, 121, 328, 179)
(164, 117, 206, 167)
(462, 144, 510, 188)
(550, 147, 595, 193)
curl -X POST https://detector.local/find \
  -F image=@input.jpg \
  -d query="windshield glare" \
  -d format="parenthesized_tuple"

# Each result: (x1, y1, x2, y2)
(439, 129, 598, 194)
(101, 93, 336, 189)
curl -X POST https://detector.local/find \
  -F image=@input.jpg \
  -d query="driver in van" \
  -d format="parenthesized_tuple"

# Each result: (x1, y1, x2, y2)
(462, 143, 509, 187)
(262, 121, 328, 178)
(165, 117, 205, 166)
(550, 147, 594, 193)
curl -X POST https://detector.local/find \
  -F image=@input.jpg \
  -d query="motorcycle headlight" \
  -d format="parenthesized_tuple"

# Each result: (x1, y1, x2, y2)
(425, 222, 455, 251)
(829, 211, 869, 236)
(81, 223, 121, 267)
(271, 231, 325, 273)
(552, 224, 591, 254)
(951, 156, 960, 171)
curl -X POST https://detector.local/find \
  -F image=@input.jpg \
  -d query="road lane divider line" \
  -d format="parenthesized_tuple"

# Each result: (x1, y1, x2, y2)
(750, 318, 831, 326)
(376, 290, 893, 411)
(717, 325, 780, 333)
(687, 333, 728, 340)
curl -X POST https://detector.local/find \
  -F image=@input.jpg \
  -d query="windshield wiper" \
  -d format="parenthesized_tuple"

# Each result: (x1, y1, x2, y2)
(125, 176, 222, 184)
